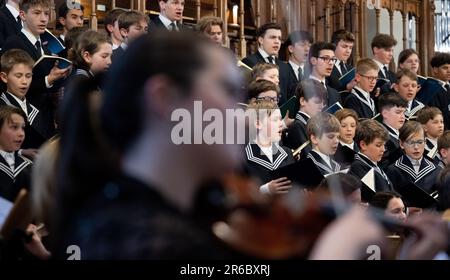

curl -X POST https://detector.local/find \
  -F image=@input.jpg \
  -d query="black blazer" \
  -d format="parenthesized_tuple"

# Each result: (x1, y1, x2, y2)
(245, 142, 295, 185)
(148, 15, 189, 32)
(282, 111, 309, 150)
(348, 153, 394, 201)
(285, 63, 303, 102)
(325, 84, 341, 107)
(343, 87, 377, 119)
(0, 5, 21, 50)
(377, 66, 396, 95)
(241, 51, 290, 104)
(326, 62, 351, 92)
(111, 45, 125, 62)
(0, 92, 54, 149)
(430, 86, 450, 130)
(385, 155, 441, 195)
(0, 152, 32, 202)
(379, 123, 403, 169)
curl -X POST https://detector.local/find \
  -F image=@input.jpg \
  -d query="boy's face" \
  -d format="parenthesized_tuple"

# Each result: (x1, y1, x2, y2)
(0, 63, 33, 100)
(258, 68, 279, 85)
(310, 49, 335, 78)
(382, 106, 406, 130)
(360, 137, 386, 162)
(394, 76, 418, 102)
(300, 96, 325, 117)
(258, 29, 282, 56)
(385, 197, 407, 222)
(424, 114, 444, 139)
(288, 40, 311, 65)
(311, 132, 339, 155)
(373, 46, 394, 65)
(122, 20, 148, 43)
(84, 43, 112, 74)
(59, 9, 84, 31)
(257, 109, 283, 143)
(256, 90, 279, 103)
(160, 0, 185, 22)
(20, 5, 50, 36)
(356, 69, 378, 92)
(432, 64, 450, 82)
(400, 130, 425, 161)
(205, 25, 223, 45)
(339, 116, 357, 144)
(399, 53, 419, 73)
(334, 40, 353, 62)
(0, 113, 25, 152)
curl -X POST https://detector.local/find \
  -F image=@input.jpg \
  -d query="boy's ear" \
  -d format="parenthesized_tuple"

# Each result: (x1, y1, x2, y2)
(393, 83, 399, 92)
(287, 45, 294, 55)
(399, 140, 405, 150)
(82, 50, 91, 63)
(19, 10, 26, 21)
(257, 36, 264, 47)
(310, 134, 318, 146)
(119, 28, 128, 39)
(0, 72, 7, 84)
(59, 16, 66, 27)
(359, 140, 367, 151)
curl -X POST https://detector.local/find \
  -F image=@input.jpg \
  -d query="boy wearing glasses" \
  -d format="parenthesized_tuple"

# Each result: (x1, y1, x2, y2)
(307, 41, 341, 107)
(379, 92, 408, 168)
(343, 58, 379, 119)
(247, 79, 280, 103)
(385, 121, 441, 195)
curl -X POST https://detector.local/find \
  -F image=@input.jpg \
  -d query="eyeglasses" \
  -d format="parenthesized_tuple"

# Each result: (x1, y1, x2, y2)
(257, 96, 279, 103)
(404, 139, 425, 147)
(359, 74, 378, 82)
(317, 56, 338, 64)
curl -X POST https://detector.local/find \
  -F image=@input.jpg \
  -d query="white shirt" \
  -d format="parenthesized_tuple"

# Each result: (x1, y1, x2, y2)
(372, 59, 388, 77)
(384, 123, 400, 138)
(289, 60, 304, 79)
(407, 100, 413, 112)
(334, 59, 344, 75)
(120, 42, 127, 50)
(406, 155, 422, 174)
(0, 150, 15, 171)
(309, 74, 327, 89)
(298, 110, 311, 119)
(6, 4, 20, 23)
(258, 48, 276, 64)
(7, 92, 28, 116)
(259, 145, 273, 163)
(21, 28, 52, 88)
(340, 141, 355, 150)
(59, 34, 65, 42)
(313, 149, 332, 167)
(159, 14, 177, 31)
(359, 152, 379, 167)
(112, 43, 120, 50)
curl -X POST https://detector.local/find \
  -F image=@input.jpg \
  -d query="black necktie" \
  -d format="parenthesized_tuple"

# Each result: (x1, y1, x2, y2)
(445, 84, 450, 93)
(298, 67, 303, 81)
(16, 15, 22, 28)
(383, 66, 389, 79)
(35, 41, 41, 58)
(267, 56, 274, 64)
(169, 22, 177, 31)
(340, 61, 347, 74)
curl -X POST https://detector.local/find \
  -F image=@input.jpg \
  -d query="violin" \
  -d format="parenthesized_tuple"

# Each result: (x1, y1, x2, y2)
(208, 173, 336, 259)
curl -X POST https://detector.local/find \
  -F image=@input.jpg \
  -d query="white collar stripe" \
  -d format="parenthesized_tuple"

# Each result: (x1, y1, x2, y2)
(351, 89, 375, 113)
(245, 143, 287, 170)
